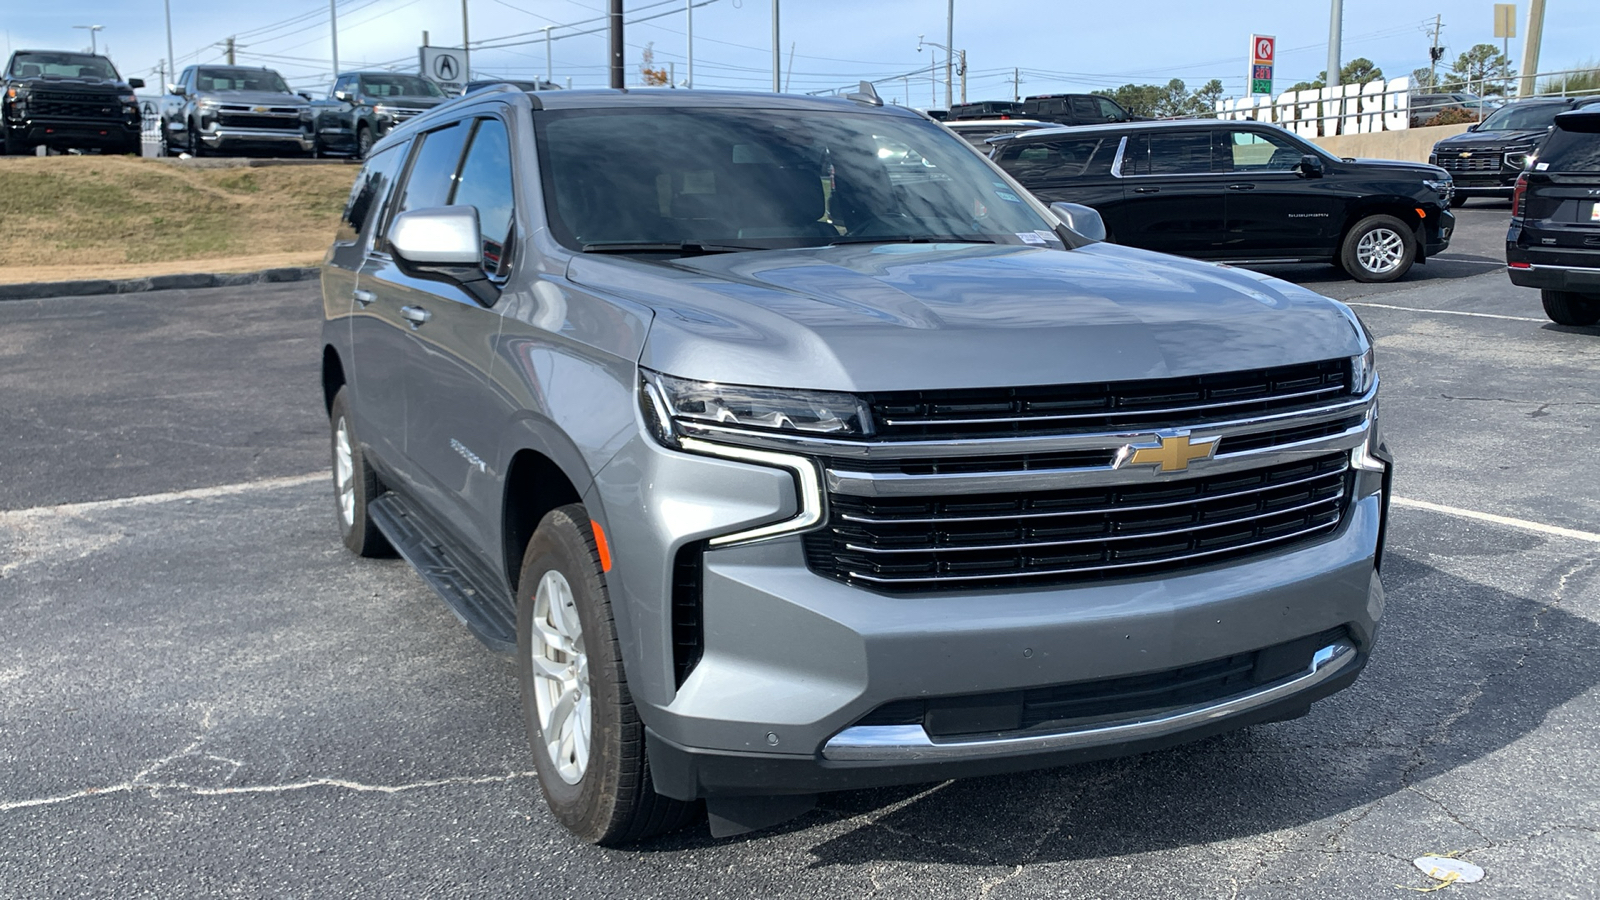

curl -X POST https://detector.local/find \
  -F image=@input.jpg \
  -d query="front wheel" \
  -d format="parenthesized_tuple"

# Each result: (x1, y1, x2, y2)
(1541, 289, 1600, 326)
(355, 125, 374, 159)
(1340, 214, 1417, 283)
(1, 126, 24, 156)
(516, 504, 701, 845)
(328, 387, 392, 557)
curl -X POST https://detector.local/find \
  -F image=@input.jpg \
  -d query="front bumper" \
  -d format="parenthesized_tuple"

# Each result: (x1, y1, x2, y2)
(1424, 208, 1456, 258)
(595, 411, 1390, 800)
(200, 128, 315, 151)
(10, 117, 140, 148)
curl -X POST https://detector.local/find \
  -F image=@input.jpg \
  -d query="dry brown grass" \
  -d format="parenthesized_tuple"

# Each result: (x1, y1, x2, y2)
(0, 157, 357, 282)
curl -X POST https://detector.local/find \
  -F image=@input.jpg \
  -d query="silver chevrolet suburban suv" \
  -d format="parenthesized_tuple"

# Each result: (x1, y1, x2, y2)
(320, 84, 1391, 845)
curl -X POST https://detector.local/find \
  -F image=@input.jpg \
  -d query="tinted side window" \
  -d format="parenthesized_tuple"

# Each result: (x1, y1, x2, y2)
(337, 144, 405, 243)
(1225, 129, 1302, 171)
(1096, 98, 1128, 122)
(1538, 121, 1600, 172)
(996, 137, 1110, 182)
(1069, 96, 1101, 123)
(449, 117, 515, 273)
(396, 123, 468, 215)
(1124, 131, 1214, 176)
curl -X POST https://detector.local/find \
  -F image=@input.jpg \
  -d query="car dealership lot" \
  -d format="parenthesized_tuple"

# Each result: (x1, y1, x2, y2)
(3, 205, 1598, 898)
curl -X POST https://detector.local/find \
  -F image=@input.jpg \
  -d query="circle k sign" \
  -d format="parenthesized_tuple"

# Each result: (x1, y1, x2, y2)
(1252, 35, 1276, 65)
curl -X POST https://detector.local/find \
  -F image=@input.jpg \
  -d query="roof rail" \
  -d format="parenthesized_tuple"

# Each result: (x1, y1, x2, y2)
(844, 80, 883, 107)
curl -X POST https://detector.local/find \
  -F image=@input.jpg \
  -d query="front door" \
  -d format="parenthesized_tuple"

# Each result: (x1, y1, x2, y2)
(1116, 129, 1227, 256)
(1218, 127, 1341, 257)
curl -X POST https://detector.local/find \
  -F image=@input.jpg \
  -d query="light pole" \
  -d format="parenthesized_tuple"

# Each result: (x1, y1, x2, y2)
(945, 0, 954, 109)
(163, 1, 175, 87)
(1325, 0, 1343, 89)
(461, 0, 471, 81)
(330, 0, 339, 76)
(771, 0, 780, 92)
(73, 24, 105, 55)
(917, 35, 956, 109)
(686, 0, 694, 88)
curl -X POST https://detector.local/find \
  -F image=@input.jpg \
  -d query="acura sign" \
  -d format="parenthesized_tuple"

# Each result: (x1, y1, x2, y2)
(420, 46, 467, 94)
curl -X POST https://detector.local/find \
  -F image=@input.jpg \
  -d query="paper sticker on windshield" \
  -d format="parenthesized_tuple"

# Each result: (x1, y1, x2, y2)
(682, 170, 716, 194)
(1035, 230, 1063, 245)
(995, 189, 1022, 202)
(1017, 232, 1047, 245)
(1535, 162, 1549, 170)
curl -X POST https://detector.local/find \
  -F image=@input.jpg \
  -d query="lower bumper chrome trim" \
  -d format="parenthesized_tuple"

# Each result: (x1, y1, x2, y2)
(821, 639, 1357, 761)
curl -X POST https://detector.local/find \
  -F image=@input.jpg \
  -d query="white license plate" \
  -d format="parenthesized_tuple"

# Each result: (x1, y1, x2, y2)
(1591, 202, 1600, 222)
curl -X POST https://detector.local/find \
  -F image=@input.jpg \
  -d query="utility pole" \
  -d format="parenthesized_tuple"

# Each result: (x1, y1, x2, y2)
(1325, 0, 1343, 88)
(1428, 14, 1444, 87)
(163, 0, 175, 87)
(686, 0, 694, 88)
(609, 0, 624, 88)
(944, 0, 954, 109)
(329, 0, 339, 76)
(73, 25, 105, 56)
(1013, 67, 1021, 102)
(784, 42, 795, 92)
(544, 26, 554, 86)
(225, 37, 235, 65)
(1519, 0, 1546, 97)
(461, 0, 471, 81)
(771, 0, 780, 92)
(958, 50, 966, 104)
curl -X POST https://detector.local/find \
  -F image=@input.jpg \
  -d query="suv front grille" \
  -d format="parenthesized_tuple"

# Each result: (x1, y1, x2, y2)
(804, 453, 1351, 592)
(1437, 154, 1500, 172)
(864, 359, 1350, 440)
(30, 91, 123, 120)
(218, 113, 302, 130)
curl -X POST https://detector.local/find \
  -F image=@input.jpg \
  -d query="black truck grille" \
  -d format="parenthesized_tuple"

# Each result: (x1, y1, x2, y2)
(805, 453, 1351, 592)
(853, 626, 1350, 736)
(1437, 154, 1500, 173)
(30, 92, 123, 120)
(217, 113, 302, 130)
(864, 359, 1351, 440)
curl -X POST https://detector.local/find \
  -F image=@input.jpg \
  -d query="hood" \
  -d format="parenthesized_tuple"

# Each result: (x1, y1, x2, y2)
(1344, 157, 1450, 179)
(16, 75, 125, 90)
(1432, 128, 1548, 151)
(204, 89, 308, 107)
(572, 242, 1365, 393)
(369, 95, 446, 109)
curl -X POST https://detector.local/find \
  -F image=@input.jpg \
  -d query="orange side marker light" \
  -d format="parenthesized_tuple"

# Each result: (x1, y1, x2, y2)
(591, 519, 613, 572)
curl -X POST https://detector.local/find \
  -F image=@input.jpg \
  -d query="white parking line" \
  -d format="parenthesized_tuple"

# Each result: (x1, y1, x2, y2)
(0, 472, 327, 523)
(1394, 497, 1600, 544)
(1346, 302, 1545, 323)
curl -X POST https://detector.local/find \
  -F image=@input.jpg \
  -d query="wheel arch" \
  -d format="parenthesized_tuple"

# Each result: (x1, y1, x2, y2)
(1339, 200, 1426, 249)
(321, 344, 346, 416)
(498, 417, 597, 598)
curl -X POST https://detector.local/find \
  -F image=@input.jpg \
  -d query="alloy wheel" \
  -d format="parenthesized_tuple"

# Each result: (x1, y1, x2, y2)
(530, 569, 592, 785)
(334, 416, 355, 527)
(1356, 227, 1406, 275)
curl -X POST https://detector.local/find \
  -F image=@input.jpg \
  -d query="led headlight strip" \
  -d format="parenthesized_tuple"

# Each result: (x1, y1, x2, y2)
(677, 437, 826, 548)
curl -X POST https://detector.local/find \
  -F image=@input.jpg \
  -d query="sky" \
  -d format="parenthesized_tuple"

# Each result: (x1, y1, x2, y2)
(4, 1, 1598, 105)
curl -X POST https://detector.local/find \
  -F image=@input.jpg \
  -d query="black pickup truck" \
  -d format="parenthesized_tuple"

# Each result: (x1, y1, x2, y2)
(311, 72, 449, 158)
(2, 50, 144, 155)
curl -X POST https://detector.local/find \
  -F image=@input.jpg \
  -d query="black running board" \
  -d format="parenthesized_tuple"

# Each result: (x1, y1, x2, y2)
(367, 493, 517, 655)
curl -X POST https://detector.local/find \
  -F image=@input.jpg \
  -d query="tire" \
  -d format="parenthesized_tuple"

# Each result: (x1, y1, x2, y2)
(2, 126, 23, 157)
(355, 124, 374, 160)
(328, 387, 392, 557)
(1541, 289, 1600, 326)
(189, 121, 206, 157)
(516, 504, 701, 845)
(1340, 214, 1417, 283)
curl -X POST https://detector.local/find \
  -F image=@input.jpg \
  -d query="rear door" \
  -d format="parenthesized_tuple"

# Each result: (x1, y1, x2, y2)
(992, 133, 1124, 225)
(1218, 126, 1341, 257)
(1116, 128, 1227, 255)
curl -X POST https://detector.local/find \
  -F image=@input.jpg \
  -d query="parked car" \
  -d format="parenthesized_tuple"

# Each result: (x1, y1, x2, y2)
(312, 72, 449, 158)
(158, 65, 314, 157)
(465, 79, 559, 94)
(994, 119, 1455, 282)
(945, 117, 1053, 148)
(1020, 93, 1133, 126)
(947, 100, 1025, 120)
(1506, 108, 1600, 324)
(1, 49, 143, 155)
(1429, 96, 1600, 205)
(321, 84, 1389, 844)
(1408, 91, 1488, 128)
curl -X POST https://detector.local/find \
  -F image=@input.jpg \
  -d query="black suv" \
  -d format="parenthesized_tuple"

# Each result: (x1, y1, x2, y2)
(994, 119, 1455, 282)
(1, 50, 144, 155)
(946, 100, 1024, 120)
(1430, 97, 1600, 205)
(1019, 93, 1133, 126)
(1506, 108, 1600, 325)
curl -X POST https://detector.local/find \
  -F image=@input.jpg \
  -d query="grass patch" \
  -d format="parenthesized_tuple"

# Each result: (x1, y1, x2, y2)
(0, 157, 356, 269)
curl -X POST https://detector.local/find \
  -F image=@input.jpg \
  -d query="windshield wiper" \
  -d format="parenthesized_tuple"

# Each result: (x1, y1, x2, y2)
(827, 236, 1000, 246)
(579, 241, 763, 255)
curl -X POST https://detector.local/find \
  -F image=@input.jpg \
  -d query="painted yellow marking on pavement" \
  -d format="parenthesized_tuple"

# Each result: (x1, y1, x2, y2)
(0, 472, 327, 522)
(1394, 496, 1600, 544)
(1346, 302, 1544, 323)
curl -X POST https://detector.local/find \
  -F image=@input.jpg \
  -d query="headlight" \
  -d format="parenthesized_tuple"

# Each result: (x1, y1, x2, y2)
(299, 107, 314, 121)
(373, 105, 394, 123)
(1423, 177, 1452, 197)
(1350, 346, 1376, 395)
(641, 370, 871, 445)
(6, 85, 28, 100)
(197, 98, 221, 111)
(1503, 151, 1532, 169)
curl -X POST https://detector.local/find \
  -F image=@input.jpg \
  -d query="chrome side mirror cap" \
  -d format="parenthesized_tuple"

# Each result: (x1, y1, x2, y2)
(333, 90, 352, 103)
(389, 207, 483, 266)
(1048, 201, 1106, 243)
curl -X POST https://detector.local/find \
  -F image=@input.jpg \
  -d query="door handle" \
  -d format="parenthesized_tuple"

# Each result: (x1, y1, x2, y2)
(353, 289, 375, 307)
(400, 305, 432, 329)
(1133, 187, 1161, 194)
(1227, 183, 1256, 191)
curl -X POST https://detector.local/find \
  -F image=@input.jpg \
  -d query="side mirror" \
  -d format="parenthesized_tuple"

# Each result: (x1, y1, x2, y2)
(1294, 154, 1325, 178)
(1466, 123, 1479, 132)
(169, 83, 186, 96)
(1048, 201, 1106, 243)
(298, 92, 313, 102)
(388, 207, 499, 305)
(128, 78, 145, 89)
(333, 90, 351, 103)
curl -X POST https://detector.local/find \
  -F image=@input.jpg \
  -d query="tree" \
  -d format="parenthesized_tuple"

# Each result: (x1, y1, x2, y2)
(1411, 67, 1440, 91)
(1289, 58, 1383, 94)
(1093, 78, 1225, 118)
(639, 42, 669, 87)
(1289, 72, 1326, 93)
(1442, 43, 1514, 96)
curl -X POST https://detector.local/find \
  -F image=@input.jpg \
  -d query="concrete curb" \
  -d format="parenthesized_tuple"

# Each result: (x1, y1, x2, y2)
(0, 267, 319, 302)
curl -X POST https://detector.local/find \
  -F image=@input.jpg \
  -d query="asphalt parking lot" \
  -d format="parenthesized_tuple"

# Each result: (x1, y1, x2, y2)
(3, 202, 1598, 898)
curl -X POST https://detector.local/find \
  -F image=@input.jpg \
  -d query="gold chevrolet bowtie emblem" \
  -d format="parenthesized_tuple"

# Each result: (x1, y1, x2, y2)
(1124, 433, 1218, 473)
(1459, 151, 1471, 157)
(253, 105, 268, 112)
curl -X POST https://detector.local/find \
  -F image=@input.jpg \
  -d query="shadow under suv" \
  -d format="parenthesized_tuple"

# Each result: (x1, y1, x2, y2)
(320, 85, 1391, 845)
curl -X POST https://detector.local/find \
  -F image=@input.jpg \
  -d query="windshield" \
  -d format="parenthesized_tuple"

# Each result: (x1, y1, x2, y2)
(1479, 103, 1563, 132)
(9, 51, 118, 81)
(361, 75, 444, 98)
(535, 107, 1061, 251)
(196, 67, 291, 93)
